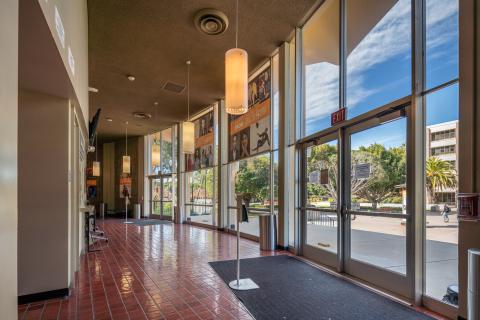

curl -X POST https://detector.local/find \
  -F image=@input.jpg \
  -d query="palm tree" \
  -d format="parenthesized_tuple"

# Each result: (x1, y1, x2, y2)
(425, 157, 457, 203)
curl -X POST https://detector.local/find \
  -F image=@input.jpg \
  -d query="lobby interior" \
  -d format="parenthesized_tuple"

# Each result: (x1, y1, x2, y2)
(2, 0, 480, 319)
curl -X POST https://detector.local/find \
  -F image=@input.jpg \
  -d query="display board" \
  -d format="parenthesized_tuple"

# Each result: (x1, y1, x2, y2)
(119, 176, 131, 198)
(185, 110, 215, 171)
(228, 67, 271, 162)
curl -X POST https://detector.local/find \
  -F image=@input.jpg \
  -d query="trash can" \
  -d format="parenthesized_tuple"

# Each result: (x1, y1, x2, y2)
(134, 204, 141, 220)
(259, 214, 277, 251)
(468, 248, 480, 320)
(99, 203, 106, 219)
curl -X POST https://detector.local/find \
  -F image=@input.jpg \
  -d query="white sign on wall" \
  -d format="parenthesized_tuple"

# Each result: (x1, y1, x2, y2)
(54, 6, 65, 48)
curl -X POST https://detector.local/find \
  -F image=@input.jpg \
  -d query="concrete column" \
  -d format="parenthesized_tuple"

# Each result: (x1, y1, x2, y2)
(0, 0, 18, 316)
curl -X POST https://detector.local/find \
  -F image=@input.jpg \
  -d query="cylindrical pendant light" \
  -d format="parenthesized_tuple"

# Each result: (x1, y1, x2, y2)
(123, 122, 131, 174)
(225, 0, 248, 115)
(183, 60, 195, 154)
(92, 133, 101, 176)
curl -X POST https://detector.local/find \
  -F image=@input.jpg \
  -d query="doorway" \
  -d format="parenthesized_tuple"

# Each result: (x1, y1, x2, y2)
(150, 175, 173, 221)
(301, 109, 411, 298)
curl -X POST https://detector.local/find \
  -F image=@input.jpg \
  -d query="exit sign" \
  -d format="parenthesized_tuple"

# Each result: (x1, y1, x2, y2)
(331, 108, 347, 126)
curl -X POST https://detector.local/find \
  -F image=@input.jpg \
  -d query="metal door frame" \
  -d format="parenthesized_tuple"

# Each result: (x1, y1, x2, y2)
(301, 131, 342, 270)
(149, 174, 173, 221)
(343, 108, 412, 299)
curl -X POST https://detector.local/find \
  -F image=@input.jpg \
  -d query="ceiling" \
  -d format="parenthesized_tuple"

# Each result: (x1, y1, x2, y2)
(88, 0, 319, 141)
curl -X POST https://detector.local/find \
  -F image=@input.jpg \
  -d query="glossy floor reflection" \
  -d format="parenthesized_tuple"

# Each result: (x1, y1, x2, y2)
(18, 219, 286, 320)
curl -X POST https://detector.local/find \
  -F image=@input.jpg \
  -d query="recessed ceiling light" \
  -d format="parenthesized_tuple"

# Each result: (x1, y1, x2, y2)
(88, 87, 99, 93)
(154, 101, 159, 106)
(106, 117, 113, 122)
(132, 111, 152, 120)
(127, 75, 136, 81)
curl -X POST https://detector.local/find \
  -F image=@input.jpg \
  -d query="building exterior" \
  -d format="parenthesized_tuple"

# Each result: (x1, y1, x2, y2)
(426, 120, 459, 204)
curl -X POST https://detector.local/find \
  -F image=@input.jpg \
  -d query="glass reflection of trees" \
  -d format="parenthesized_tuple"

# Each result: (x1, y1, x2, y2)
(307, 144, 407, 211)
(234, 155, 271, 208)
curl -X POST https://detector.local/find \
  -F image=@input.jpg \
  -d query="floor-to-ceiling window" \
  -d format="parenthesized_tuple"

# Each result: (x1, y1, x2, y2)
(423, 0, 459, 306)
(146, 126, 177, 220)
(183, 106, 218, 227)
(226, 57, 279, 238)
(297, 0, 459, 314)
(302, 0, 340, 136)
(346, 0, 412, 119)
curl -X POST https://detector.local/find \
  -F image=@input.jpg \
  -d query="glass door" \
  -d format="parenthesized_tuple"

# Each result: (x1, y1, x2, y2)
(151, 178, 162, 216)
(150, 175, 173, 220)
(344, 114, 411, 298)
(161, 176, 173, 219)
(302, 133, 340, 269)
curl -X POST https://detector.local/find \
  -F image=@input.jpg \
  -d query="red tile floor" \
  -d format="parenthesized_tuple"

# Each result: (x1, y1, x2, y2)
(18, 219, 284, 320)
(18, 219, 447, 320)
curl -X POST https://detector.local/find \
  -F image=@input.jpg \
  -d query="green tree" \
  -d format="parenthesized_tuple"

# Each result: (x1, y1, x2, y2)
(307, 144, 367, 205)
(426, 156, 457, 203)
(353, 143, 406, 209)
(190, 169, 214, 203)
(235, 155, 270, 205)
(307, 144, 337, 204)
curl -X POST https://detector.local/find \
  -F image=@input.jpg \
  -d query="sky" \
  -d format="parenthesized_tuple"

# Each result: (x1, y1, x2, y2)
(304, 0, 459, 148)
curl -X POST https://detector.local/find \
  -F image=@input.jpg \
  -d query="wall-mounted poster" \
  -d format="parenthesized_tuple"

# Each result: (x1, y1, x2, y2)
(120, 176, 131, 198)
(229, 67, 271, 162)
(185, 110, 214, 171)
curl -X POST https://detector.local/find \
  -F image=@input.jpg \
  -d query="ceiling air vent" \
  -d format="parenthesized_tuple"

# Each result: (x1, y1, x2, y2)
(132, 112, 152, 120)
(194, 9, 229, 36)
(163, 81, 185, 94)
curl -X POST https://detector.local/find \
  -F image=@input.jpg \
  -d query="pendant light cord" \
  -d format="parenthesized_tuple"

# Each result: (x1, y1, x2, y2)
(235, 0, 238, 48)
(187, 60, 191, 121)
(125, 122, 128, 155)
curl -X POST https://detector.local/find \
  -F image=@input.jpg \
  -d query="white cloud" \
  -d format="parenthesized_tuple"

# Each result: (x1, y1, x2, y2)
(304, 0, 458, 128)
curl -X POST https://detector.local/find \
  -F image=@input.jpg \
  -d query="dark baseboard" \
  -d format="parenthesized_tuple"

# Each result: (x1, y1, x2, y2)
(18, 288, 69, 304)
(276, 244, 289, 251)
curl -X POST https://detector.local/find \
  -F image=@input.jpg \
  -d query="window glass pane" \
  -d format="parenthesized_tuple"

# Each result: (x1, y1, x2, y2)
(161, 128, 173, 173)
(306, 140, 338, 253)
(151, 179, 161, 215)
(151, 132, 161, 174)
(228, 154, 271, 236)
(185, 169, 214, 225)
(425, 83, 458, 304)
(302, 0, 340, 136)
(349, 118, 407, 274)
(162, 177, 172, 201)
(346, 0, 411, 119)
(425, 0, 459, 89)
(273, 54, 280, 149)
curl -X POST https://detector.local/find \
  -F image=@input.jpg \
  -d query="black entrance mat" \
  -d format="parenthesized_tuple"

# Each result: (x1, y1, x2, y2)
(132, 219, 172, 226)
(209, 255, 434, 320)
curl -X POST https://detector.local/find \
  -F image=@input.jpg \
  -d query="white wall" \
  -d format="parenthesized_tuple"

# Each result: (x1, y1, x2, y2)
(18, 89, 70, 296)
(0, 0, 18, 317)
(37, 0, 89, 127)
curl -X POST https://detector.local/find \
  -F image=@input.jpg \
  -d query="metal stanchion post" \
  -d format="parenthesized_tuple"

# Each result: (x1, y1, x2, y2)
(124, 196, 133, 224)
(228, 194, 259, 291)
